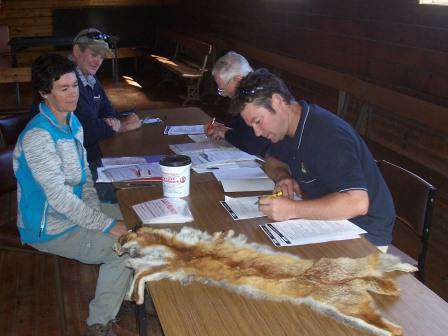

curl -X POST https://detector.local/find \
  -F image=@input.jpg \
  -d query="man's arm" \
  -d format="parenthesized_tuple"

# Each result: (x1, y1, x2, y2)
(259, 189, 369, 222)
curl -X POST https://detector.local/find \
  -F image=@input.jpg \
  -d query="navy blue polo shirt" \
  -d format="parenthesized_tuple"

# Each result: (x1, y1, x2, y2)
(267, 100, 395, 246)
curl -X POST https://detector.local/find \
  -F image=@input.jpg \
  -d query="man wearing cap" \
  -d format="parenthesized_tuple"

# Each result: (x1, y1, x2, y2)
(205, 51, 270, 156)
(71, 28, 141, 165)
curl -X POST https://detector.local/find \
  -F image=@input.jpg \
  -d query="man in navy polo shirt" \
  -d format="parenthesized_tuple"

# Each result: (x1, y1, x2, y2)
(230, 69, 395, 249)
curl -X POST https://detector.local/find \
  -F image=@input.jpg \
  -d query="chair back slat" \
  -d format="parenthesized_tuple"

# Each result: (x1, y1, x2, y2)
(378, 160, 435, 237)
(0, 113, 30, 146)
(0, 146, 16, 195)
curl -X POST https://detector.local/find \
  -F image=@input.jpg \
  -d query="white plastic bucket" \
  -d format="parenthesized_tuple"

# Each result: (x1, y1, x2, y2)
(159, 155, 192, 198)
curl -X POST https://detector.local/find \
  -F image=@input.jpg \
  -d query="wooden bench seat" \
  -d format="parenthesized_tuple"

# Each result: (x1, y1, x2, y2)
(0, 67, 31, 105)
(147, 30, 213, 105)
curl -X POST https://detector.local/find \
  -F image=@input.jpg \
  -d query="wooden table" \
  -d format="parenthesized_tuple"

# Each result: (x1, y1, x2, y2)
(102, 107, 448, 336)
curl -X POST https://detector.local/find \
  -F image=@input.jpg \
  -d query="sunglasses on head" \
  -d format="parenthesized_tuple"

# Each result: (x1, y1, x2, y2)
(237, 86, 266, 102)
(79, 32, 111, 43)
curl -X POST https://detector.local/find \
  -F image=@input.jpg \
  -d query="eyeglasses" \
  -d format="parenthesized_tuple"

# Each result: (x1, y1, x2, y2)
(217, 77, 233, 97)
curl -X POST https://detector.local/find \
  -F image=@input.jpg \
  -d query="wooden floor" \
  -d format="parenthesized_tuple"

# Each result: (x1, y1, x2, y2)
(1, 62, 447, 335)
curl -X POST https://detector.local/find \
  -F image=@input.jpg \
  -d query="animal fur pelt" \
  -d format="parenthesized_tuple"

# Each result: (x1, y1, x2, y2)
(115, 226, 417, 336)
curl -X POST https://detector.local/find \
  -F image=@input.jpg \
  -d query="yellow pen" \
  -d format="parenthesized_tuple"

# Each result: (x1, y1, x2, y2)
(255, 190, 283, 205)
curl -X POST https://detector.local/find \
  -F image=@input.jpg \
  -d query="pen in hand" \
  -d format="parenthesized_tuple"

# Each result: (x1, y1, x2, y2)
(255, 190, 283, 205)
(207, 117, 216, 134)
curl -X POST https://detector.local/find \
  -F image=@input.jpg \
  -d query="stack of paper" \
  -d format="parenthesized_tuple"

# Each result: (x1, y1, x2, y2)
(212, 166, 268, 181)
(164, 125, 205, 135)
(220, 178, 275, 192)
(132, 198, 194, 224)
(169, 141, 233, 155)
(220, 196, 265, 220)
(260, 219, 367, 247)
(97, 163, 162, 183)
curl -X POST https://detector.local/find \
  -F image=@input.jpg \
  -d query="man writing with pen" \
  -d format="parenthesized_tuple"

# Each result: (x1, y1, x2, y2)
(230, 69, 396, 252)
(205, 52, 270, 156)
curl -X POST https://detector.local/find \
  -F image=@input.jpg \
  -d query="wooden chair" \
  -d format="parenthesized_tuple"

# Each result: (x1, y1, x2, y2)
(148, 30, 213, 105)
(0, 146, 67, 335)
(377, 160, 436, 283)
(0, 113, 30, 145)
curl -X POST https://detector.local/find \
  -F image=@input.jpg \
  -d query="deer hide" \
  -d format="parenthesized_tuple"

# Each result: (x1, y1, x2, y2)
(115, 226, 417, 336)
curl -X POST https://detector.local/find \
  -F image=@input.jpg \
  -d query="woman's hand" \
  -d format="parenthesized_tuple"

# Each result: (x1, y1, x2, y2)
(108, 220, 129, 238)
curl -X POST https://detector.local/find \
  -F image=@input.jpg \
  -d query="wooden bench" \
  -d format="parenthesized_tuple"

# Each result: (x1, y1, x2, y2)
(148, 30, 213, 105)
(0, 67, 31, 105)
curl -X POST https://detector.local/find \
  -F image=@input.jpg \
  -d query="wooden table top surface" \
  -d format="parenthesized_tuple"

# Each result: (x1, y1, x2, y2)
(103, 106, 448, 336)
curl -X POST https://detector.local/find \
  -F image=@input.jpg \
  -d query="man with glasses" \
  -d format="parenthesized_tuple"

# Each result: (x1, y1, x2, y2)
(206, 51, 270, 156)
(230, 69, 395, 251)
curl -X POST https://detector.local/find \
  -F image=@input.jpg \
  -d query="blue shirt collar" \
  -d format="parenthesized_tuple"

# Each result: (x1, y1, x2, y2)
(292, 100, 311, 151)
(39, 102, 73, 133)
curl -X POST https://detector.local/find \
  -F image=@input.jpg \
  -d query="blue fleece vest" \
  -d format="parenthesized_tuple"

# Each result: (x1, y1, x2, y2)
(15, 103, 87, 244)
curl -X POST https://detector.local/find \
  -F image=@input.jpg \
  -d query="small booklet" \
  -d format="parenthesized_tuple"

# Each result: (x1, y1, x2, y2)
(132, 198, 194, 224)
(220, 195, 265, 220)
(164, 125, 205, 135)
(96, 163, 162, 183)
(260, 219, 367, 247)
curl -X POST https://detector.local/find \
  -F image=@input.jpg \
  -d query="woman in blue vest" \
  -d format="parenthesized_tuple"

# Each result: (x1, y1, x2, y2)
(14, 53, 131, 336)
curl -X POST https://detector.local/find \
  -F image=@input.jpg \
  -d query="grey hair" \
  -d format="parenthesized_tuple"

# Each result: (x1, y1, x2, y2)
(212, 51, 253, 82)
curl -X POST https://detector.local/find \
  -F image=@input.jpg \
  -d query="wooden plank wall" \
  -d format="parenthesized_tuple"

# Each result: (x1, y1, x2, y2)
(173, 0, 448, 178)
(0, 0, 178, 38)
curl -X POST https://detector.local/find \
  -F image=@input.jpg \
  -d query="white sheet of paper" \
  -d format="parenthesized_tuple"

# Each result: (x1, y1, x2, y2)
(96, 163, 162, 182)
(260, 219, 366, 246)
(193, 160, 261, 174)
(142, 117, 162, 124)
(132, 198, 193, 224)
(212, 167, 268, 181)
(188, 134, 209, 142)
(221, 178, 275, 192)
(169, 141, 232, 155)
(164, 125, 205, 135)
(220, 196, 265, 220)
(189, 150, 258, 169)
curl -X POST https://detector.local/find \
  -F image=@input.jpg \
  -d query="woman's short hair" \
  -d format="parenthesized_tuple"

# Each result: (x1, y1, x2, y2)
(31, 53, 76, 94)
(230, 68, 296, 115)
